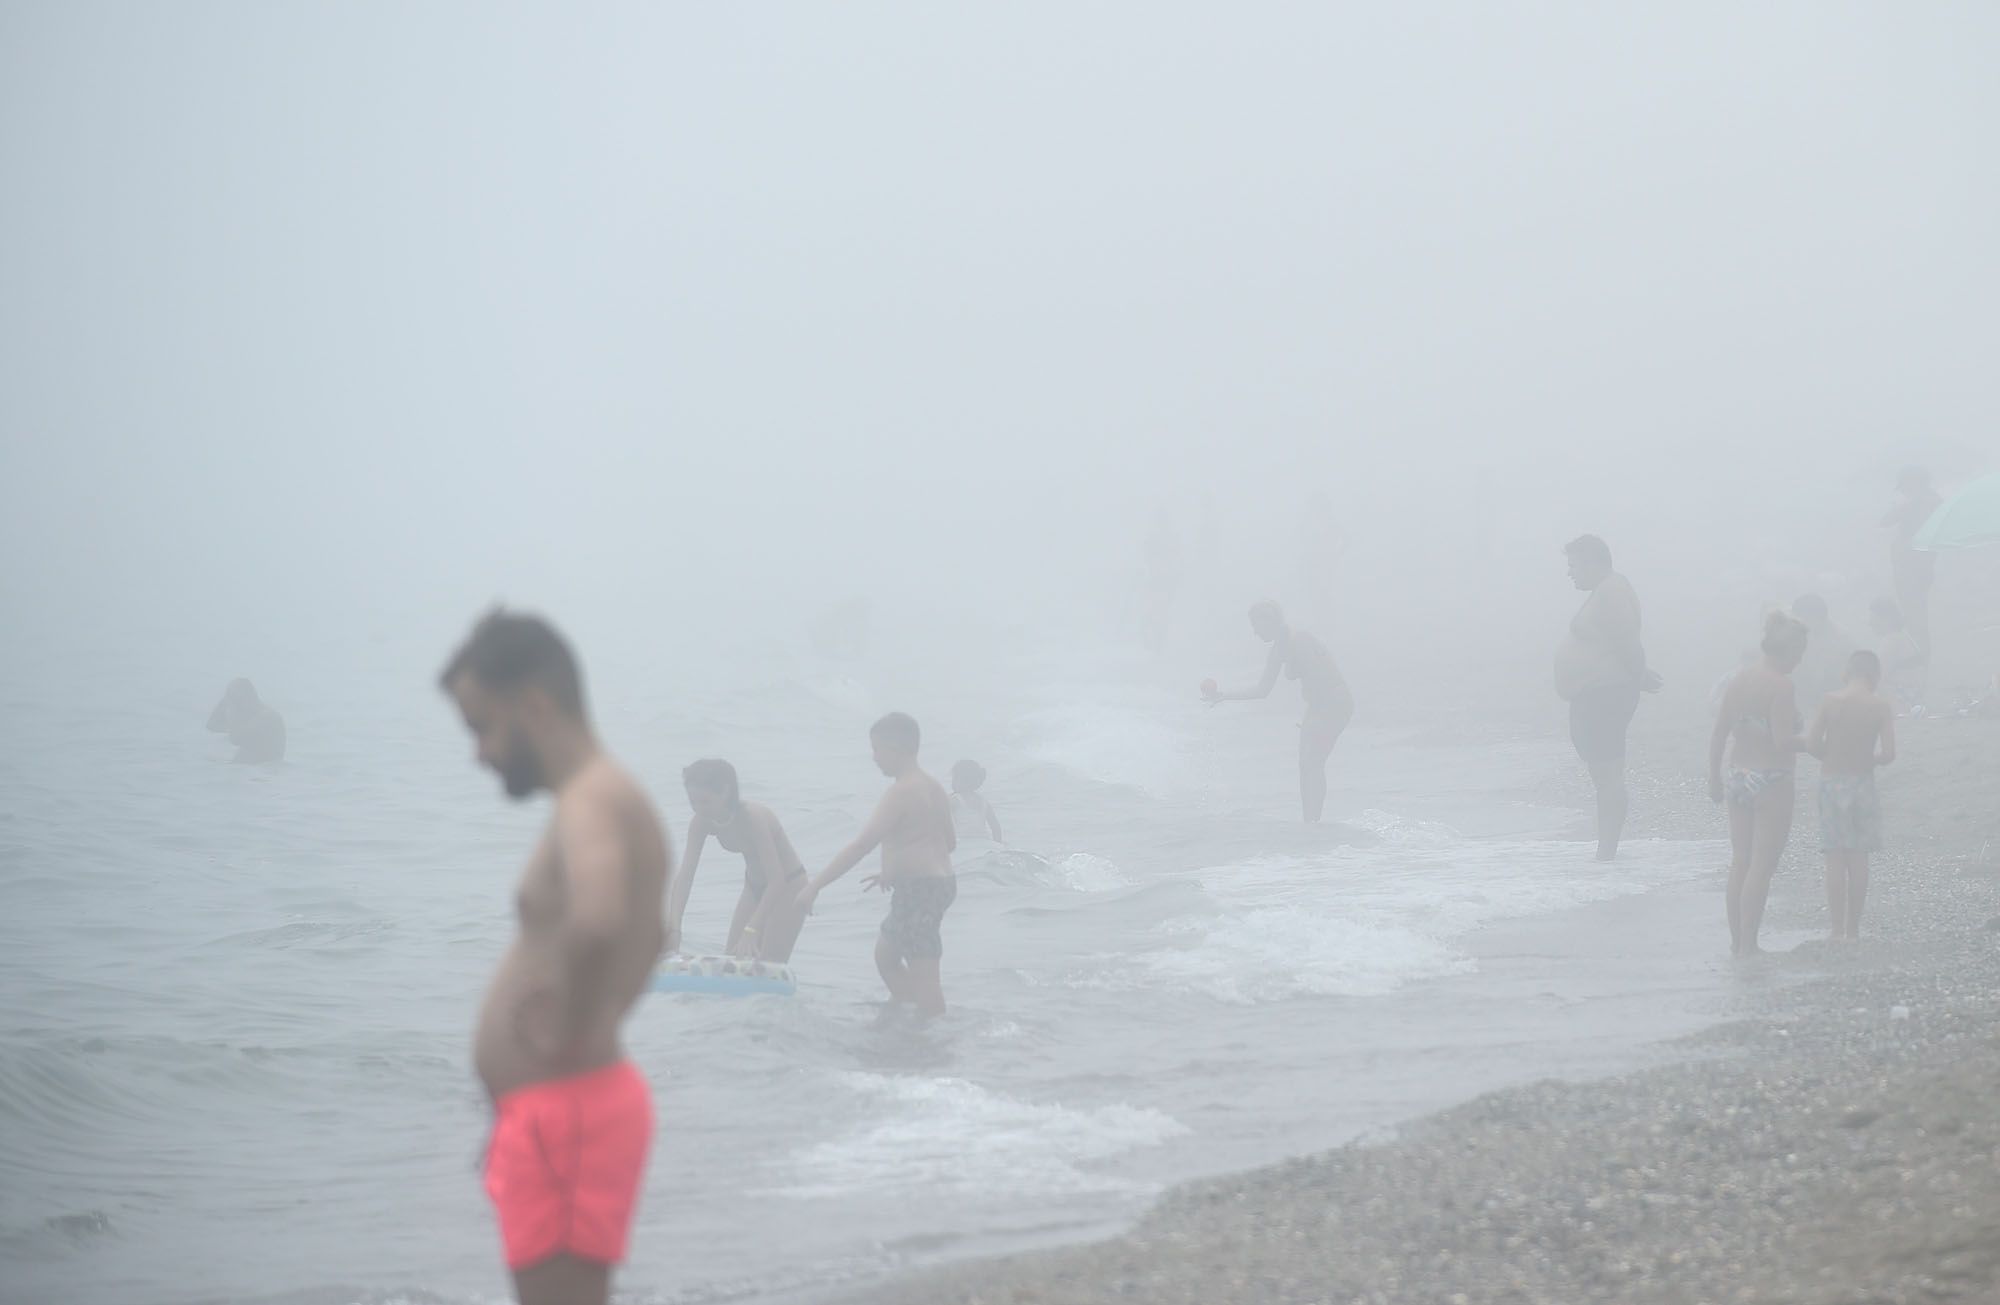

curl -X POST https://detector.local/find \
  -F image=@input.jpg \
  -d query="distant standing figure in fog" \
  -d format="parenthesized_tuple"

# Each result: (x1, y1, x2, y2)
(671, 760, 812, 963)
(1553, 536, 1657, 861)
(1868, 598, 1927, 713)
(1882, 467, 1943, 653)
(1139, 512, 1183, 651)
(1789, 593, 1855, 712)
(207, 678, 286, 763)
(1296, 490, 1348, 624)
(1709, 612, 1810, 957)
(1203, 600, 1354, 823)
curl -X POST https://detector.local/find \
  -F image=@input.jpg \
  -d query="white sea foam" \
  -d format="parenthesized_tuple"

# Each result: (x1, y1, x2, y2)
(1057, 827, 1715, 1004)
(781, 1073, 1187, 1199)
(1041, 852, 1131, 893)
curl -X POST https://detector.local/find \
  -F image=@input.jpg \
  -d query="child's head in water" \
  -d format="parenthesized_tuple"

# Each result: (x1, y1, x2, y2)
(1845, 650, 1883, 690)
(950, 760, 986, 795)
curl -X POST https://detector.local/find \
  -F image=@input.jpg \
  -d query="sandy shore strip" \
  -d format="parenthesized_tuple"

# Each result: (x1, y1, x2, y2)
(852, 722, 2000, 1305)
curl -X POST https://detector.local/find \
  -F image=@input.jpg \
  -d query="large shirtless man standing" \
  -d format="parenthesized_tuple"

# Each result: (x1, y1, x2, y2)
(796, 712, 957, 1016)
(440, 610, 671, 1305)
(1554, 535, 1657, 861)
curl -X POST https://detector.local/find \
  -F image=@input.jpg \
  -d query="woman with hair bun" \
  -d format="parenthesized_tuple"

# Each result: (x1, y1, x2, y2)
(1708, 611, 1811, 956)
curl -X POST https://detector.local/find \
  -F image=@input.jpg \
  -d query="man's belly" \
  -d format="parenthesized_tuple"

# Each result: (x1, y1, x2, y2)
(880, 846, 953, 883)
(476, 939, 654, 1100)
(1554, 639, 1628, 700)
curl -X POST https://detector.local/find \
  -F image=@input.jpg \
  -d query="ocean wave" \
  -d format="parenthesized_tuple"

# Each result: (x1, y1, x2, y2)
(779, 1072, 1186, 1199)
(1038, 833, 1713, 1004)
(1010, 700, 1194, 797)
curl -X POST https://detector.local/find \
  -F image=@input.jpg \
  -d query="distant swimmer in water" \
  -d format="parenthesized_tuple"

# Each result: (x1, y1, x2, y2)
(438, 610, 669, 1305)
(1553, 535, 1660, 861)
(795, 713, 958, 1017)
(1709, 611, 1810, 957)
(1804, 650, 1896, 942)
(206, 678, 286, 763)
(669, 759, 811, 963)
(949, 760, 1004, 843)
(1202, 600, 1353, 823)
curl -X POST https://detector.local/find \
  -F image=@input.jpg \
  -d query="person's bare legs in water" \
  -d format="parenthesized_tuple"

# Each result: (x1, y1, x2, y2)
(1299, 706, 1351, 823)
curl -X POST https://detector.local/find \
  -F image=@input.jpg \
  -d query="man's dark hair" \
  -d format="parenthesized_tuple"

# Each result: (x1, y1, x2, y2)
(438, 608, 587, 717)
(1563, 534, 1613, 567)
(682, 758, 740, 805)
(1847, 649, 1882, 687)
(871, 711, 921, 751)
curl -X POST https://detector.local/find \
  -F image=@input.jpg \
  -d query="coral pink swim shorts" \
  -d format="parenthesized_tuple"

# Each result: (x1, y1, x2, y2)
(483, 1060, 652, 1271)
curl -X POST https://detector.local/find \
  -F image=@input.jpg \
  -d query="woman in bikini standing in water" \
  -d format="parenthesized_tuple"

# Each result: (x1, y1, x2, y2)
(1204, 600, 1354, 823)
(1708, 611, 1810, 956)
(669, 760, 812, 963)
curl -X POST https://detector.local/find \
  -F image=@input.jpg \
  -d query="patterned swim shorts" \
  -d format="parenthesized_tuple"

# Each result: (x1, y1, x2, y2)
(1819, 773, 1882, 853)
(880, 875, 958, 961)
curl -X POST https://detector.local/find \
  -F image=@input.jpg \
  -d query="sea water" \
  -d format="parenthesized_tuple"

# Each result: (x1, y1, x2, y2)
(0, 619, 1748, 1305)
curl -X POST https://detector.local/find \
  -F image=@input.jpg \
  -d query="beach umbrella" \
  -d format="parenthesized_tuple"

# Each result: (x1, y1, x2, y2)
(1914, 473, 2000, 551)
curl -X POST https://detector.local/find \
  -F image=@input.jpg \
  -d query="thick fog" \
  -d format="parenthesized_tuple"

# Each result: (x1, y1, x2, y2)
(7, 8, 2000, 1305)
(5, 3, 1996, 709)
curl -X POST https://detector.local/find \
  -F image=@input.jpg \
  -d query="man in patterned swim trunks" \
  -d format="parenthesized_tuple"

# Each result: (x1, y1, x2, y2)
(797, 713, 958, 1016)
(1805, 650, 1896, 942)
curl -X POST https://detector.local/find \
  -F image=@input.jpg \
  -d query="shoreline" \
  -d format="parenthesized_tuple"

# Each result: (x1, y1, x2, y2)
(845, 720, 2000, 1305)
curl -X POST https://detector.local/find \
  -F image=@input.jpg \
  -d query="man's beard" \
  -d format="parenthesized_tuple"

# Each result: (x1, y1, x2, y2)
(496, 741, 544, 800)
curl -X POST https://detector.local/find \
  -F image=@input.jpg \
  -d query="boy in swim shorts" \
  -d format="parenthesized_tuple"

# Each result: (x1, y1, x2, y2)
(1805, 650, 1896, 942)
(797, 713, 958, 1015)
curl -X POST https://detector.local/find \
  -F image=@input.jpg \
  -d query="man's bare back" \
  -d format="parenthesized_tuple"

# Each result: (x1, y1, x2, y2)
(475, 757, 668, 1099)
(1811, 687, 1894, 777)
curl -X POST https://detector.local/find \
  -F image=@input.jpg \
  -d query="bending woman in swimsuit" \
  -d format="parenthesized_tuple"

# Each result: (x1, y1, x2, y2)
(669, 759, 811, 962)
(1203, 600, 1354, 823)
(1708, 611, 1810, 956)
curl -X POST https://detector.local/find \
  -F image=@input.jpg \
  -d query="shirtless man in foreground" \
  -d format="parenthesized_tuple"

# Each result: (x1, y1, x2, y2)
(440, 610, 671, 1305)
(796, 713, 957, 1016)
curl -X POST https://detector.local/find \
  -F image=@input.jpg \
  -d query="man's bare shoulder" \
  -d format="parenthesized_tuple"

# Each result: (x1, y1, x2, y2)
(559, 757, 661, 836)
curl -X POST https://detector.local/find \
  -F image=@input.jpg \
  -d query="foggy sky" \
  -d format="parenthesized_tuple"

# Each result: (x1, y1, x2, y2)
(3, 3, 1996, 688)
